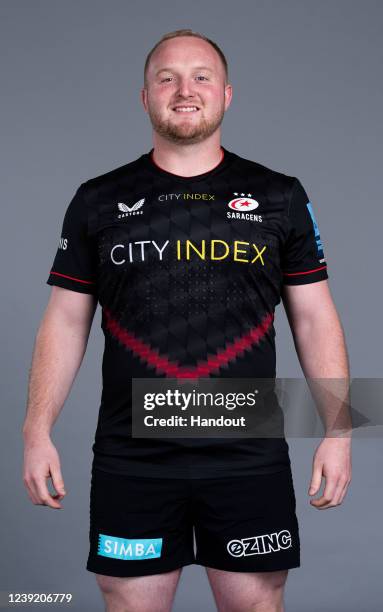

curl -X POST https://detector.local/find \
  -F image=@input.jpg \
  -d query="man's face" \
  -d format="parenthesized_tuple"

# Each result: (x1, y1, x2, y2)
(142, 37, 232, 145)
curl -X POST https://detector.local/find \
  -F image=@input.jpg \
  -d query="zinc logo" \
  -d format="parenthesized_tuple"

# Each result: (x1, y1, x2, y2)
(227, 530, 292, 557)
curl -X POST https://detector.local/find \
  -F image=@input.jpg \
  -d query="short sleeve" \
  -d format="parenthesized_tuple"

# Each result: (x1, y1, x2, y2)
(46, 184, 98, 295)
(282, 178, 328, 285)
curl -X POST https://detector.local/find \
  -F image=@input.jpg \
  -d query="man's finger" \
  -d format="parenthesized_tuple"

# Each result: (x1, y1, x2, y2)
(338, 478, 351, 505)
(50, 464, 66, 498)
(310, 473, 340, 508)
(308, 464, 323, 495)
(332, 478, 348, 507)
(318, 477, 345, 509)
(33, 475, 62, 509)
(26, 475, 45, 505)
(23, 475, 39, 505)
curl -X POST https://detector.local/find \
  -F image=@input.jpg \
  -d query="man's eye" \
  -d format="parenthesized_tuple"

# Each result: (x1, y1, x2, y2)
(160, 75, 208, 83)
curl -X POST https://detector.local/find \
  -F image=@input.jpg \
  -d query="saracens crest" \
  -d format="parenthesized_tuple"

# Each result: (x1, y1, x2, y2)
(227, 193, 262, 223)
(228, 193, 259, 211)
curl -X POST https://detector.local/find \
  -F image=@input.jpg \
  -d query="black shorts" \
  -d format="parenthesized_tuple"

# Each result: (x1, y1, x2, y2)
(86, 467, 300, 577)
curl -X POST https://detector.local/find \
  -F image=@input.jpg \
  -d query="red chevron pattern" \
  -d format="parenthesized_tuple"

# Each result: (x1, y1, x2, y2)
(103, 307, 274, 379)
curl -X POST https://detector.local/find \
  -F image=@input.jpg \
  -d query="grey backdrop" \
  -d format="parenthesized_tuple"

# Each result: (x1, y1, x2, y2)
(1, 1, 382, 610)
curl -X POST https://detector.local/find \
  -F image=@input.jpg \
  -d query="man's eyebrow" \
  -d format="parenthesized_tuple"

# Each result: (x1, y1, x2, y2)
(155, 66, 214, 75)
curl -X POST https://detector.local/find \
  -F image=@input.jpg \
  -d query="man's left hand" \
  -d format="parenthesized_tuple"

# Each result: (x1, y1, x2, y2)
(309, 437, 352, 509)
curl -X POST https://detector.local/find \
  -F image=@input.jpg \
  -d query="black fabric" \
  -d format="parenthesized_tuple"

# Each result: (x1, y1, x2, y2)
(282, 178, 328, 284)
(46, 146, 328, 477)
(86, 466, 300, 576)
(47, 185, 98, 295)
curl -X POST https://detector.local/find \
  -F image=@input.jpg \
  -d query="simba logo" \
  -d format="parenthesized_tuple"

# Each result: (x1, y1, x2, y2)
(117, 198, 145, 218)
(227, 530, 292, 557)
(97, 534, 163, 560)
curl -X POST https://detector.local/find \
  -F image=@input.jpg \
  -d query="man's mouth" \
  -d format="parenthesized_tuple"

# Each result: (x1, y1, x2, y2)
(172, 106, 200, 113)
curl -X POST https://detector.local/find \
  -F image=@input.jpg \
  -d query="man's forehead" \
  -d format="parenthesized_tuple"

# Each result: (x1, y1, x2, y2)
(155, 65, 215, 75)
(149, 39, 220, 73)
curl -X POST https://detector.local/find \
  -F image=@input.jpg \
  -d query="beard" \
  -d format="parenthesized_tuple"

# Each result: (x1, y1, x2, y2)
(147, 102, 225, 144)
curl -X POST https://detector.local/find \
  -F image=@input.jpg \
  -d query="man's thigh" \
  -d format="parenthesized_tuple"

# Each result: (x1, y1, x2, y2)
(193, 468, 300, 573)
(95, 569, 182, 612)
(206, 567, 288, 612)
(86, 469, 195, 577)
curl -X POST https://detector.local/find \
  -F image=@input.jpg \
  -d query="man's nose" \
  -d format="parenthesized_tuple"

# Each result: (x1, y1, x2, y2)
(176, 77, 195, 97)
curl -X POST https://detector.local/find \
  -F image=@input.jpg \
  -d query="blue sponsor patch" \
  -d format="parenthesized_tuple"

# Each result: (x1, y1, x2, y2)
(98, 533, 163, 560)
(306, 202, 324, 259)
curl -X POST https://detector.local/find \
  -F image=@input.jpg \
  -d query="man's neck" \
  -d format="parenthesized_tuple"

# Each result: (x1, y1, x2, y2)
(150, 139, 224, 177)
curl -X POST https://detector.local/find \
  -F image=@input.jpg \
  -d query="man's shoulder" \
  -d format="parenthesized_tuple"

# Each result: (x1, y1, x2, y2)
(233, 149, 296, 186)
(80, 155, 144, 197)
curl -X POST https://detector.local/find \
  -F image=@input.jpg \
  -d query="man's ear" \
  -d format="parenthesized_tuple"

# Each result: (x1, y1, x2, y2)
(141, 88, 148, 112)
(224, 84, 233, 110)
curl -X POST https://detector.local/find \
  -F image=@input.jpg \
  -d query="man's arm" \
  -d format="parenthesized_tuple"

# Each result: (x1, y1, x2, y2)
(22, 286, 97, 509)
(282, 279, 352, 509)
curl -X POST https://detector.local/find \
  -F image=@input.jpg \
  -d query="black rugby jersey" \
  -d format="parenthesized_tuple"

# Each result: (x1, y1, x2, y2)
(46, 146, 328, 478)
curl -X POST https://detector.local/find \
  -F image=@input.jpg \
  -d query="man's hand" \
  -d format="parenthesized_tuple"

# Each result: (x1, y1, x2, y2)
(309, 437, 352, 509)
(23, 434, 66, 509)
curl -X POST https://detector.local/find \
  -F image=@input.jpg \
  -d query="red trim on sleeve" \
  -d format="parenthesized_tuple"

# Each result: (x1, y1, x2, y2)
(49, 270, 95, 285)
(283, 265, 327, 277)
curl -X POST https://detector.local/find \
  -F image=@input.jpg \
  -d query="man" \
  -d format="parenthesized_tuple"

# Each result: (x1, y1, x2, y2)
(23, 29, 351, 612)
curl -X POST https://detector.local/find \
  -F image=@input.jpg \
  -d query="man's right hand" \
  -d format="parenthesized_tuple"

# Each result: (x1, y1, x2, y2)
(22, 435, 66, 509)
